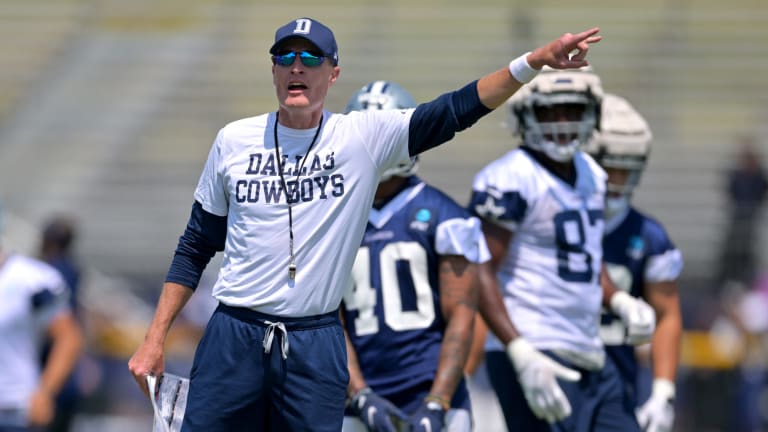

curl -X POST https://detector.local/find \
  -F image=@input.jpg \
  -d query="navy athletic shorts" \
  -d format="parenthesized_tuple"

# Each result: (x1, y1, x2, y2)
(181, 303, 349, 432)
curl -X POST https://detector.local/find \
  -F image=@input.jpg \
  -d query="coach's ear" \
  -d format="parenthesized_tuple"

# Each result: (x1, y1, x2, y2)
(329, 66, 340, 87)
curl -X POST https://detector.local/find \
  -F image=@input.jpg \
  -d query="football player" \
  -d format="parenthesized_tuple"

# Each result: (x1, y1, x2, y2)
(341, 81, 489, 432)
(586, 94, 683, 432)
(0, 205, 84, 431)
(468, 67, 655, 431)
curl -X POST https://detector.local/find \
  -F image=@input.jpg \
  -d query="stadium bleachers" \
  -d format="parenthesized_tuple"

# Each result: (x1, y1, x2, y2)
(0, 0, 766, 288)
(1, 1, 766, 430)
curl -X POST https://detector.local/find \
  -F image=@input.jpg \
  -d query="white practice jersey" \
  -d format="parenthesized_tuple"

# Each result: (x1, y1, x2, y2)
(469, 148, 607, 356)
(0, 254, 70, 409)
(195, 109, 413, 316)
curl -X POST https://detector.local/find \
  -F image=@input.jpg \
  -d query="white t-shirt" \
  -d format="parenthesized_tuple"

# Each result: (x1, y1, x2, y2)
(0, 254, 70, 409)
(470, 149, 607, 356)
(194, 109, 413, 316)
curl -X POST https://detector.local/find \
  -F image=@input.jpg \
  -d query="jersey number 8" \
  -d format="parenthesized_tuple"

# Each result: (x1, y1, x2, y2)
(554, 209, 603, 283)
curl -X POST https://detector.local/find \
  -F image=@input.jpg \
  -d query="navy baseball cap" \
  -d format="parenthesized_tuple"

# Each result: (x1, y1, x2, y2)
(270, 17, 339, 65)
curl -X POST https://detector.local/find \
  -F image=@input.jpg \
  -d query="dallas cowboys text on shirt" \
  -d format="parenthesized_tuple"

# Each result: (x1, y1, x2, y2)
(235, 151, 345, 204)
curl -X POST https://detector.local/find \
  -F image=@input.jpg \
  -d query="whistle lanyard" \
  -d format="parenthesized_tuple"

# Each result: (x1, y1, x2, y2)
(272, 112, 323, 280)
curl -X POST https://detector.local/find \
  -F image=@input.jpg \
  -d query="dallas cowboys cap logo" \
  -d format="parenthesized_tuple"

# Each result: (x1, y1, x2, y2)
(270, 17, 339, 66)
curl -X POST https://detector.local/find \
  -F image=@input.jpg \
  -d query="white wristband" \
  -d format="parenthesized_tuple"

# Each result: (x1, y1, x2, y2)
(509, 52, 539, 84)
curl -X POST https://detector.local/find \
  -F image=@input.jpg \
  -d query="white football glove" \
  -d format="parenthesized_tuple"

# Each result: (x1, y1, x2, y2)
(636, 379, 675, 432)
(506, 338, 581, 423)
(610, 291, 656, 345)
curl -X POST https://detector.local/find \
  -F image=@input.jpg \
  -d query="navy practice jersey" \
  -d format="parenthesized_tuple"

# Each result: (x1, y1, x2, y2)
(600, 207, 683, 389)
(341, 176, 488, 396)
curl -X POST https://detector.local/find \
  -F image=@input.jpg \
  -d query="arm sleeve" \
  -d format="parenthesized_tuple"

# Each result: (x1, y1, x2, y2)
(31, 270, 70, 326)
(435, 217, 491, 264)
(165, 201, 227, 290)
(643, 218, 684, 283)
(468, 160, 530, 225)
(408, 80, 492, 155)
(645, 248, 683, 283)
(194, 129, 229, 216)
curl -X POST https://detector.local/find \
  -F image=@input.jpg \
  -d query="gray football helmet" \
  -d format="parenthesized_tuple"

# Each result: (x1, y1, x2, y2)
(585, 93, 652, 217)
(507, 66, 603, 162)
(345, 80, 418, 180)
(587, 93, 652, 196)
(344, 80, 417, 112)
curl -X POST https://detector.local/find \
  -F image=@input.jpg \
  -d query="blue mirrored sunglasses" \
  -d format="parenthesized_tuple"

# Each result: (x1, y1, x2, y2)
(271, 51, 326, 67)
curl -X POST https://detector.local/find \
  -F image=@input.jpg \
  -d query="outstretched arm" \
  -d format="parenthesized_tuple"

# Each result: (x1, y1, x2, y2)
(476, 27, 602, 109)
(408, 27, 601, 156)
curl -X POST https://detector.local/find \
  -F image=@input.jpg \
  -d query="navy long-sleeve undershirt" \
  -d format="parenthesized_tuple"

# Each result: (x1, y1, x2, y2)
(165, 201, 226, 290)
(408, 80, 491, 156)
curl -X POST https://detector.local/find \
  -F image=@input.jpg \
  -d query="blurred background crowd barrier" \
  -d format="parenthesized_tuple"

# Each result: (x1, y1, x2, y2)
(1, 0, 767, 430)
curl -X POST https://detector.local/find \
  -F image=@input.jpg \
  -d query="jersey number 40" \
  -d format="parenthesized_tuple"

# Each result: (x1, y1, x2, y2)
(344, 242, 436, 337)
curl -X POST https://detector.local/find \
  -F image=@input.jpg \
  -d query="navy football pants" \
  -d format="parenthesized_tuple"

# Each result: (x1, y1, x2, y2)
(181, 303, 349, 432)
(486, 350, 639, 432)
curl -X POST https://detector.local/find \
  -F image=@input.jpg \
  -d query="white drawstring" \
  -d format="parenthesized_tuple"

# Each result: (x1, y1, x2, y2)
(263, 321, 290, 360)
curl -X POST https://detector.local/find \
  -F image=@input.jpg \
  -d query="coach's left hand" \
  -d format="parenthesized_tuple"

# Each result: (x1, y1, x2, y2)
(128, 339, 165, 399)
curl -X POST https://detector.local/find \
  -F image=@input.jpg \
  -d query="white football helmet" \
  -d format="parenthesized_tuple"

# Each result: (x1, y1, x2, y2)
(345, 80, 419, 180)
(586, 93, 652, 216)
(507, 66, 603, 162)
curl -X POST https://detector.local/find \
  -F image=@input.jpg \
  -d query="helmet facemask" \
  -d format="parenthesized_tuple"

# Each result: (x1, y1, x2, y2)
(518, 92, 599, 162)
(507, 67, 604, 163)
(599, 154, 647, 218)
(600, 153, 646, 197)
